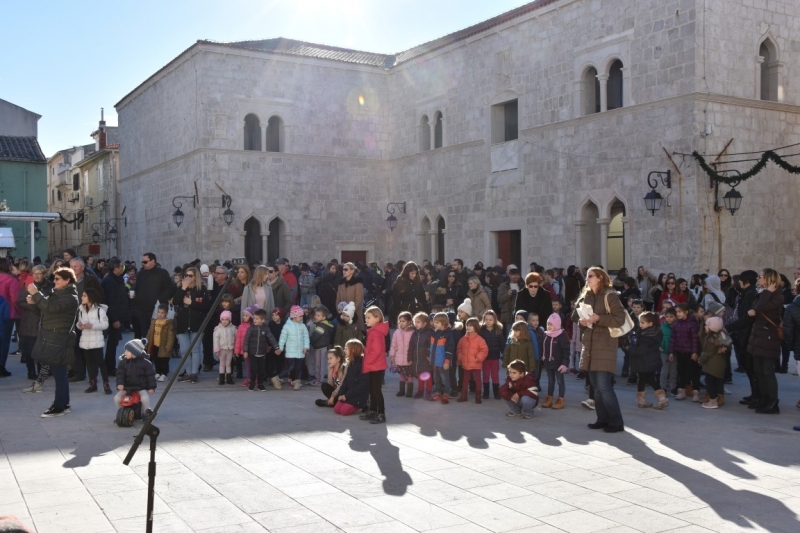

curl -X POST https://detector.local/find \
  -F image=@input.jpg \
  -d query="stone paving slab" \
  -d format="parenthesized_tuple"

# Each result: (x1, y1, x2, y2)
(1, 339, 799, 533)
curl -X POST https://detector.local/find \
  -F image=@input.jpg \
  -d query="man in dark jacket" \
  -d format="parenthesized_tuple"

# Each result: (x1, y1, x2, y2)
(266, 265, 292, 316)
(134, 253, 174, 335)
(102, 259, 131, 376)
(726, 270, 759, 404)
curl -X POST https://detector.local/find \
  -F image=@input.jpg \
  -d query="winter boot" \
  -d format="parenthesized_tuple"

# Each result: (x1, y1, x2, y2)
(405, 383, 413, 398)
(370, 413, 386, 424)
(482, 383, 490, 399)
(84, 380, 97, 393)
(701, 398, 719, 409)
(475, 389, 482, 404)
(636, 391, 653, 408)
(271, 376, 282, 390)
(219, 374, 225, 385)
(755, 399, 780, 414)
(653, 389, 669, 410)
(103, 381, 112, 395)
(684, 384, 694, 397)
(702, 393, 710, 404)
(226, 373, 234, 385)
(692, 390, 701, 402)
(457, 387, 468, 402)
(552, 397, 565, 410)
(492, 384, 500, 399)
(717, 394, 725, 407)
(441, 393, 450, 405)
(396, 382, 406, 397)
(542, 395, 553, 408)
(359, 411, 376, 421)
(675, 388, 687, 400)
(293, 379, 302, 391)
(413, 383, 424, 399)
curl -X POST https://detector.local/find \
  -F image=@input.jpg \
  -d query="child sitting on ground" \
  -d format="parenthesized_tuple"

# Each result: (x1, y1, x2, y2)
(316, 346, 346, 407)
(630, 311, 668, 409)
(541, 313, 570, 410)
(213, 310, 237, 385)
(114, 338, 156, 418)
(333, 339, 370, 415)
(500, 359, 539, 419)
(697, 316, 732, 409)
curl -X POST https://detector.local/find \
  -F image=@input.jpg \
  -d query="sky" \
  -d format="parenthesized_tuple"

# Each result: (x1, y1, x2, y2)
(0, 0, 532, 157)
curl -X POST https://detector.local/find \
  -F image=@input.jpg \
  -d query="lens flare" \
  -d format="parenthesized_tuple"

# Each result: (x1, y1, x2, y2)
(358, 95, 365, 106)
(419, 371, 431, 382)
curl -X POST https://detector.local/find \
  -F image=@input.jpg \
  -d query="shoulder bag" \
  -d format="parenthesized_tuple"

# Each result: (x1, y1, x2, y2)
(604, 292, 635, 338)
(760, 311, 784, 341)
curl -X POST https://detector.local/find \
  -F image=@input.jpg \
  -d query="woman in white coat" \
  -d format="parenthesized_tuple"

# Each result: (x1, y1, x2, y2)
(77, 287, 110, 394)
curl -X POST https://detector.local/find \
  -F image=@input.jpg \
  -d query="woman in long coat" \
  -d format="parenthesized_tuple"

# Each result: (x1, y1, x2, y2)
(391, 262, 428, 321)
(336, 263, 365, 331)
(746, 268, 785, 413)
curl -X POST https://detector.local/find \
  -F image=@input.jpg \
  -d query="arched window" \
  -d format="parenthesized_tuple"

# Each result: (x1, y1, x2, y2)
(244, 217, 262, 264)
(607, 60, 624, 110)
(418, 216, 432, 261)
(607, 200, 626, 272)
(583, 67, 600, 115)
(266, 116, 284, 152)
(433, 111, 443, 149)
(759, 39, 779, 102)
(243, 114, 261, 151)
(420, 115, 431, 151)
(267, 217, 285, 263)
(579, 201, 601, 267)
(436, 217, 446, 263)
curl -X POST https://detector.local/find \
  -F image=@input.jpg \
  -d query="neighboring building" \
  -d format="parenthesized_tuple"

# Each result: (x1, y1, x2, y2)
(47, 144, 94, 258)
(0, 99, 47, 259)
(116, 0, 800, 274)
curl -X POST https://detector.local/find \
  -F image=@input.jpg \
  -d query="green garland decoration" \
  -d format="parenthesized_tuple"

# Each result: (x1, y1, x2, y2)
(693, 150, 800, 184)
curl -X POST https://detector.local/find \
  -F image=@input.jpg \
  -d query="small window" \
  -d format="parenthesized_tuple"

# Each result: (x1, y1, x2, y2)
(244, 114, 261, 151)
(491, 99, 518, 144)
(759, 39, 779, 102)
(72, 173, 80, 191)
(419, 115, 431, 151)
(266, 116, 283, 152)
(608, 60, 624, 110)
(583, 67, 600, 115)
(433, 111, 443, 149)
(57, 190, 62, 201)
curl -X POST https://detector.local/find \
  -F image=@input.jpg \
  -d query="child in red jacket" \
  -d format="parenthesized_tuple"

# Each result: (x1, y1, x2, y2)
(457, 318, 488, 404)
(360, 306, 389, 424)
(500, 359, 539, 419)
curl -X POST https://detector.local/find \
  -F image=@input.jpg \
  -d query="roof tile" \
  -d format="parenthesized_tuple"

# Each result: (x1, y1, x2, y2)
(0, 136, 46, 163)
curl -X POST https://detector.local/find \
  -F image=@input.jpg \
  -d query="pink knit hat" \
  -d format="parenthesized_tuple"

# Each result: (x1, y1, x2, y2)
(220, 310, 232, 321)
(289, 305, 304, 318)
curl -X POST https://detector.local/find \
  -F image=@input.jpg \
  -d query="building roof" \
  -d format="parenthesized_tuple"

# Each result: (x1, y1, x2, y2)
(0, 136, 46, 163)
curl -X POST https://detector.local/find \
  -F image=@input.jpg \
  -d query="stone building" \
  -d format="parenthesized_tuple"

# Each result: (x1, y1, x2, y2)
(116, 0, 800, 275)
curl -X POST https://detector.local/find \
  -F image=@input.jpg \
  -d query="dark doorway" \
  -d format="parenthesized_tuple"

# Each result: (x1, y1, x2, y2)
(497, 230, 521, 269)
(436, 218, 446, 263)
(244, 217, 262, 265)
(341, 251, 367, 264)
(267, 218, 281, 263)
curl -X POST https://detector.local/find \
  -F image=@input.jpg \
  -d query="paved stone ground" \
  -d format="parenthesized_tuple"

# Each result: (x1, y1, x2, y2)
(1, 335, 799, 533)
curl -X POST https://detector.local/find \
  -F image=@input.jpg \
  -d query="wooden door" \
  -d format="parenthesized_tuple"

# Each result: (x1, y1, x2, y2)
(341, 251, 367, 264)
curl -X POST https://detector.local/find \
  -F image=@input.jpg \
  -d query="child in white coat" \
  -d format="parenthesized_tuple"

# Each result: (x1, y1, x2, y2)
(213, 310, 237, 385)
(78, 287, 110, 394)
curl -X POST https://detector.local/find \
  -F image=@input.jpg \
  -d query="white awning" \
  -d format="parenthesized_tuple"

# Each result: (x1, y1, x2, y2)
(0, 227, 14, 249)
(0, 212, 59, 222)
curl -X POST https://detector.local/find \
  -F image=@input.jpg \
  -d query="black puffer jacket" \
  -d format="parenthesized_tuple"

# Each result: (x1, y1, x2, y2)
(101, 272, 130, 325)
(629, 325, 663, 373)
(479, 326, 506, 361)
(17, 278, 53, 338)
(391, 277, 428, 318)
(116, 353, 156, 391)
(747, 289, 785, 359)
(32, 283, 78, 333)
(408, 328, 433, 374)
(782, 295, 800, 358)
(335, 356, 369, 408)
(172, 286, 211, 333)
(726, 284, 757, 348)
(541, 331, 571, 371)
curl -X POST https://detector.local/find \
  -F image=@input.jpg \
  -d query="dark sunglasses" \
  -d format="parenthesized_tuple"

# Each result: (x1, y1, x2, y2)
(184, 274, 195, 278)
(267, 269, 276, 274)
(527, 284, 539, 289)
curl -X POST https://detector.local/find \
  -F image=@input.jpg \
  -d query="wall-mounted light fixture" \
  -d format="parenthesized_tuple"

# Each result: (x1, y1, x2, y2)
(172, 195, 197, 227)
(643, 170, 672, 216)
(385, 202, 406, 231)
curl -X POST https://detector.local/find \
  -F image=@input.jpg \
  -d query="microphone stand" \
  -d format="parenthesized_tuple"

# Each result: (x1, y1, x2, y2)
(123, 275, 232, 533)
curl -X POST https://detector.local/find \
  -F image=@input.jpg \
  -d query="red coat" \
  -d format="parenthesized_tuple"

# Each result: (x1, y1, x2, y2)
(500, 372, 539, 403)
(657, 290, 687, 312)
(364, 320, 389, 373)
(457, 332, 488, 370)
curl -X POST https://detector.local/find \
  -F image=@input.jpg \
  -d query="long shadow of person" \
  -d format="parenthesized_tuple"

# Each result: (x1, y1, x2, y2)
(62, 443, 110, 469)
(348, 424, 413, 496)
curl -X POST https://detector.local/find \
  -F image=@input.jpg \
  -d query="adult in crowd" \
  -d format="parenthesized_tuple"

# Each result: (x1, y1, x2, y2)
(383, 262, 400, 318)
(232, 265, 251, 306)
(18, 265, 52, 381)
(239, 265, 275, 321)
(611, 267, 629, 292)
(101, 259, 130, 377)
(657, 276, 685, 311)
(783, 278, 800, 426)
(390, 261, 428, 320)
(649, 274, 667, 311)
(564, 266, 583, 312)
(337, 262, 365, 330)
(466, 276, 491, 319)
(515, 272, 553, 327)
(778, 273, 794, 373)
(0, 259, 20, 377)
(726, 270, 759, 406)
(702, 274, 727, 310)
(451, 258, 473, 288)
(746, 268, 784, 414)
(498, 268, 522, 327)
(316, 262, 340, 315)
(433, 270, 466, 312)
(275, 258, 298, 304)
(267, 263, 292, 317)
(27, 267, 79, 417)
(574, 266, 627, 433)
(718, 269, 733, 294)
(134, 253, 174, 339)
(636, 266, 657, 310)
(172, 267, 210, 383)
(67, 257, 104, 382)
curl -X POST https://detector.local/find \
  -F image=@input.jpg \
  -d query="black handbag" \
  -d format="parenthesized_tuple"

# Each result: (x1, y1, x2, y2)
(32, 317, 77, 367)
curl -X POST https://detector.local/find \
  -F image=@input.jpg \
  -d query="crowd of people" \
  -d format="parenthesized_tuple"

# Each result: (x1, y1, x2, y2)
(0, 251, 797, 432)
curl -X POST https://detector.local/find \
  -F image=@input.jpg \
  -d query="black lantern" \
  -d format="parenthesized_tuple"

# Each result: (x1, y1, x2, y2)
(171, 195, 196, 227)
(222, 195, 234, 227)
(109, 226, 118, 241)
(33, 226, 42, 241)
(712, 172, 743, 216)
(722, 187, 743, 215)
(385, 202, 406, 231)
(643, 170, 671, 216)
(91, 223, 102, 243)
(172, 208, 185, 227)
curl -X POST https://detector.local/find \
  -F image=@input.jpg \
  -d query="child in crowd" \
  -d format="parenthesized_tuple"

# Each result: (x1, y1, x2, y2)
(309, 306, 334, 386)
(479, 310, 505, 400)
(334, 302, 361, 347)
(316, 346, 345, 407)
(244, 309, 280, 392)
(621, 299, 643, 384)
(503, 321, 535, 374)
(409, 312, 434, 399)
(390, 311, 415, 397)
(361, 306, 389, 423)
(697, 316, 732, 409)
(457, 317, 488, 404)
(114, 338, 156, 417)
(527, 312, 545, 381)
(213, 310, 237, 385)
(630, 311, 668, 409)
(333, 339, 370, 416)
(660, 299, 676, 320)
(147, 304, 174, 384)
(428, 312, 456, 404)
(570, 298, 583, 376)
(298, 264, 316, 307)
(219, 294, 239, 326)
(78, 287, 110, 394)
(269, 308, 285, 387)
(541, 313, 570, 410)
(235, 306, 256, 387)
(279, 306, 310, 390)
(500, 359, 539, 419)
(669, 303, 701, 401)
(660, 308, 677, 394)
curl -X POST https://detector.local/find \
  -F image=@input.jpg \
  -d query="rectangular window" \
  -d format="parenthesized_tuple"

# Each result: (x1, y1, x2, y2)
(72, 173, 80, 191)
(97, 163, 104, 190)
(491, 99, 518, 143)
